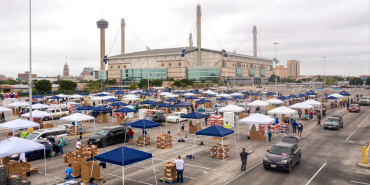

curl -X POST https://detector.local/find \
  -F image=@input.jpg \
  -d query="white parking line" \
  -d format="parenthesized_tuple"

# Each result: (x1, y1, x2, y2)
(355, 171, 370, 175)
(350, 181, 370, 185)
(306, 163, 327, 185)
(302, 127, 321, 138)
(104, 173, 154, 185)
(224, 161, 262, 185)
(346, 114, 370, 140)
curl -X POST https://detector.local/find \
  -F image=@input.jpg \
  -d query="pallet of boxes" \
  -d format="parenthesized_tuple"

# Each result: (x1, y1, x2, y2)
(189, 124, 202, 134)
(210, 144, 230, 159)
(156, 133, 172, 149)
(1, 157, 35, 183)
(250, 129, 265, 141)
(160, 161, 177, 183)
(69, 126, 80, 136)
(136, 136, 150, 146)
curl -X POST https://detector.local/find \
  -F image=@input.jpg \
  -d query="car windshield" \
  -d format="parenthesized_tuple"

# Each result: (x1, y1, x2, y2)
(170, 113, 180, 117)
(146, 116, 154, 121)
(350, 105, 357, 107)
(95, 129, 110, 136)
(326, 118, 339, 123)
(24, 132, 40, 140)
(269, 146, 291, 155)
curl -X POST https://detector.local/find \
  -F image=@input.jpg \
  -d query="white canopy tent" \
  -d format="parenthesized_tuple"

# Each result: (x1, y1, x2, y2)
(204, 90, 216, 94)
(128, 91, 139, 94)
(217, 93, 231, 97)
(0, 119, 40, 136)
(182, 93, 195, 96)
(267, 106, 297, 115)
(56, 94, 69, 98)
(21, 110, 53, 123)
(265, 98, 284, 104)
(123, 97, 140, 101)
(164, 94, 179, 98)
(329, 93, 343, 98)
(100, 92, 111, 95)
(0, 107, 13, 119)
(60, 113, 96, 132)
(218, 104, 245, 112)
(239, 114, 276, 142)
(101, 96, 117, 100)
(26, 103, 51, 110)
(69, 95, 84, 99)
(303, 100, 321, 106)
(7, 102, 29, 108)
(247, 100, 269, 107)
(289, 102, 313, 109)
(230, 92, 243, 96)
(0, 137, 47, 175)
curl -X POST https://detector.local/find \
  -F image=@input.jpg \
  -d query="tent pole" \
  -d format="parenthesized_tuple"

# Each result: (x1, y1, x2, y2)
(94, 118, 96, 133)
(52, 115, 53, 124)
(222, 135, 224, 163)
(90, 160, 95, 178)
(44, 148, 46, 176)
(151, 158, 157, 185)
(238, 122, 240, 140)
(234, 133, 238, 156)
(59, 119, 61, 125)
(122, 165, 124, 185)
(13, 129, 14, 137)
(192, 134, 195, 159)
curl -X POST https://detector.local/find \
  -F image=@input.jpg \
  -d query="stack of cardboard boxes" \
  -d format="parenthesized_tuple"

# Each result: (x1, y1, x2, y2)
(223, 112, 234, 128)
(250, 130, 265, 141)
(42, 123, 54, 129)
(189, 124, 202, 134)
(210, 144, 230, 159)
(156, 134, 172, 149)
(96, 114, 108, 124)
(80, 160, 102, 182)
(2, 158, 32, 179)
(7, 133, 21, 139)
(136, 137, 150, 146)
(239, 112, 249, 120)
(62, 145, 99, 164)
(69, 126, 80, 136)
(164, 162, 177, 183)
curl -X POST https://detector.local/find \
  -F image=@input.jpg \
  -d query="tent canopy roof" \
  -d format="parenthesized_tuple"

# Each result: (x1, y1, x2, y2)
(265, 98, 284, 104)
(21, 110, 52, 118)
(218, 104, 245, 112)
(114, 107, 136, 113)
(238, 114, 275, 124)
(288, 102, 313, 109)
(267, 106, 297, 115)
(127, 119, 161, 129)
(339, 91, 351, 96)
(7, 102, 29, 107)
(0, 137, 45, 158)
(175, 102, 193, 107)
(0, 119, 40, 130)
(303, 100, 321, 106)
(247, 100, 269, 107)
(157, 103, 174, 107)
(196, 125, 234, 137)
(92, 106, 112, 112)
(94, 146, 152, 166)
(181, 112, 208, 119)
(164, 98, 180, 102)
(0, 107, 12, 112)
(60, 113, 95, 122)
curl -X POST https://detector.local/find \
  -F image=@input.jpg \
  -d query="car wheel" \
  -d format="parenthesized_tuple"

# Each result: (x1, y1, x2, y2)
(287, 163, 292, 173)
(264, 166, 269, 170)
(45, 117, 49, 121)
(102, 141, 108, 148)
(51, 150, 56, 157)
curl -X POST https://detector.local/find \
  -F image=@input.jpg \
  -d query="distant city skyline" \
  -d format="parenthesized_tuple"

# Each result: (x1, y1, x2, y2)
(0, 0, 368, 78)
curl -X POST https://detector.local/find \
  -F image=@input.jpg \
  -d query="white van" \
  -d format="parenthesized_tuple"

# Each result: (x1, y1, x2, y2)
(24, 128, 69, 145)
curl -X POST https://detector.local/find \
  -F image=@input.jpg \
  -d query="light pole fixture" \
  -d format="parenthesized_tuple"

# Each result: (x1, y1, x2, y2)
(274, 42, 279, 95)
(349, 63, 351, 81)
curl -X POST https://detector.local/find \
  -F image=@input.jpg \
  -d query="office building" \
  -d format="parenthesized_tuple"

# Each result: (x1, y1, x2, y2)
(18, 71, 37, 82)
(287, 60, 300, 77)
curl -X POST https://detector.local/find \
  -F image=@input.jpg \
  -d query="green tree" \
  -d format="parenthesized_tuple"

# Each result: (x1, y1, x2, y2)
(137, 79, 152, 89)
(34, 80, 52, 93)
(301, 78, 306, 82)
(349, 77, 364, 85)
(169, 78, 174, 81)
(324, 78, 338, 86)
(52, 80, 61, 84)
(152, 79, 163, 86)
(180, 82, 187, 88)
(191, 83, 198, 88)
(128, 83, 138, 90)
(366, 77, 370, 85)
(296, 80, 302, 84)
(201, 79, 206, 83)
(307, 78, 312, 81)
(268, 75, 280, 83)
(346, 77, 351, 81)
(333, 76, 344, 81)
(4, 80, 13, 85)
(173, 80, 181, 87)
(316, 75, 323, 82)
(180, 79, 192, 85)
(211, 78, 219, 84)
(59, 80, 77, 91)
(218, 82, 225, 86)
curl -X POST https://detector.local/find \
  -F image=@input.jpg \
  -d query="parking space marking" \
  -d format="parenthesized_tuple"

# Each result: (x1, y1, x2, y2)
(224, 161, 262, 185)
(305, 163, 327, 185)
(355, 171, 370, 175)
(346, 114, 370, 140)
(104, 173, 154, 185)
(153, 158, 214, 170)
(350, 181, 370, 185)
(302, 127, 321, 138)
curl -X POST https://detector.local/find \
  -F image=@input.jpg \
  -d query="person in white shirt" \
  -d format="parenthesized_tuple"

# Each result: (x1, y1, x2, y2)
(19, 152, 26, 163)
(175, 156, 184, 184)
(76, 139, 82, 150)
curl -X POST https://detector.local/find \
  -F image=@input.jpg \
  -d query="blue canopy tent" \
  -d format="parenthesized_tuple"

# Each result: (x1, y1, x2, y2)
(79, 92, 89, 96)
(251, 93, 261, 96)
(128, 119, 162, 149)
(232, 96, 244, 99)
(141, 93, 152, 96)
(95, 93, 108, 97)
(193, 91, 203, 95)
(77, 105, 95, 111)
(110, 102, 129, 107)
(339, 91, 351, 96)
(134, 92, 142, 94)
(175, 102, 193, 107)
(92, 106, 113, 125)
(187, 90, 196, 93)
(164, 98, 180, 102)
(195, 99, 212, 104)
(192, 125, 237, 160)
(185, 96, 199, 100)
(242, 91, 250, 95)
(94, 146, 157, 185)
(157, 103, 174, 108)
(163, 90, 171, 93)
(114, 107, 137, 113)
(217, 97, 232, 101)
(288, 95, 300, 99)
(299, 94, 308, 97)
(115, 91, 125, 95)
(305, 90, 318, 96)
(140, 100, 157, 105)
(277, 96, 290, 100)
(205, 94, 217, 98)
(174, 91, 184, 94)
(180, 112, 208, 139)
(32, 95, 43, 99)
(325, 96, 338, 100)
(48, 96, 60, 100)
(104, 98, 119, 102)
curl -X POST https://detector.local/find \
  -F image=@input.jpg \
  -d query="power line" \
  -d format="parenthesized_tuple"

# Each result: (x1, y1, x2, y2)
(202, 15, 224, 50)
(107, 22, 122, 56)
(233, 32, 252, 53)
(126, 25, 150, 50)
(257, 34, 274, 59)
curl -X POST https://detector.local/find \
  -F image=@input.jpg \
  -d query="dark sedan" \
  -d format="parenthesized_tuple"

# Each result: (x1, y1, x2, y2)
(88, 126, 128, 148)
(9, 141, 58, 161)
(263, 135, 301, 173)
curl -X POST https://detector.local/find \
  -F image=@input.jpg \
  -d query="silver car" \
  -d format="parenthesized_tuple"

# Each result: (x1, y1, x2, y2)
(24, 128, 69, 145)
(324, 117, 343, 130)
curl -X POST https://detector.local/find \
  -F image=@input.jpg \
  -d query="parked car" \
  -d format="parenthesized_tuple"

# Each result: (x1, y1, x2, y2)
(88, 126, 128, 148)
(166, 112, 188, 123)
(9, 141, 59, 161)
(145, 112, 166, 125)
(257, 85, 263, 88)
(24, 128, 69, 145)
(263, 135, 301, 173)
(349, 104, 361, 113)
(44, 108, 69, 120)
(324, 117, 343, 130)
(359, 97, 370, 106)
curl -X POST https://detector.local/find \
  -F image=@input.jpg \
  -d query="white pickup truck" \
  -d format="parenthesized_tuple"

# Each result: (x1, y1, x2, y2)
(166, 111, 188, 123)
(44, 108, 70, 120)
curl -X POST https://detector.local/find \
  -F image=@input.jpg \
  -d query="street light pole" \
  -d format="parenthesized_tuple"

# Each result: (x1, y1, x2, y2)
(349, 63, 351, 81)
(323, 57, 326, 87)
(274, 42, 279, 95)
(29, 0, 33, 121)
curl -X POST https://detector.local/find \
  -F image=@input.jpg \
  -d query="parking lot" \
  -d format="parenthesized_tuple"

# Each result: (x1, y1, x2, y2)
(1, 86, 369, 185)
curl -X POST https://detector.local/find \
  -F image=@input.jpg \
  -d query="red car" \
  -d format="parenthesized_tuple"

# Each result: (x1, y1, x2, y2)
(349, 104, 360, 113)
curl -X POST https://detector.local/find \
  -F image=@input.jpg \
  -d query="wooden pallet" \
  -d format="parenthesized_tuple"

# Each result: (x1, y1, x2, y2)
(79, 177, 103, 183)
(156, 146, 173, 149)
(213, 137, 227, 140)
(158, 177, 177, 184)
(136, 143, 150, 146)
(211, 155, 229, 159)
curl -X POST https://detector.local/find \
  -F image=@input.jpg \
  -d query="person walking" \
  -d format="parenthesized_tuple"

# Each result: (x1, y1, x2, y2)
(317, 114, 322, 126)
(65, 164, 74, 180)
(240, 148, 253, 171)
(1, 112, 5, 123)
(292, 120, 298, 134)
(21, 130, 27, 138)
(79, 124, 83, 139)
(298, 109, 302, 119)
(347, 101, 349, 110)
(297, 122, 303, 137)
(181, 121, 185, 133)
(76, 139, 82, 150)
(290, 114, 294, 124)
(267, 127, 272, 143)
(175, 156, 184, 184)
(127, 129, 134, 145)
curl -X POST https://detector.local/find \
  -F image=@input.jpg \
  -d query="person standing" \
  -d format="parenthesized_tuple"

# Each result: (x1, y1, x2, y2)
(322, 107, 326, 119)
(297, 122, 303, 137)
(291, 120, 298, 134)
(175, 156, 184, 184)
(347, 101, 349, 110)
(247, 107, 250, 115)
(194, 103, 198, 110)
(1, 112, 5, 123)
(189, 120, 193, 128)
(59, 137, 65, 155)
(317, 114, 322, 126)
(76, 139, 82, 150)
(225, 122, 230, 129)
(21, 130, 28, 138)
(65, 164, 74, 180)
(127, 129, 134, 145)
(290, 114, 294, 124)
(181, 121, 185, 133)
(79, 124, 83, 139)
(240, 148, 253, 171)
(298, 109, 302, 119)
(267, 127, 272, 143)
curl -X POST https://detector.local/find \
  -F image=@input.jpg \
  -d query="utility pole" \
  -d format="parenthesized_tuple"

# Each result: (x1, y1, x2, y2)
(274, 42, 279, 95)
(349, 63, 351, 81)
(29, 0, 33, 121)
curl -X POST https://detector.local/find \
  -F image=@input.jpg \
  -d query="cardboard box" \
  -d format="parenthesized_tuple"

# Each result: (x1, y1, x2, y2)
(1, 157, 9, 165)
(80, 161, 101, 182)
(117, 116, 124, 125)
(30, 167, 38, 174)
(72, 161, 82, 177)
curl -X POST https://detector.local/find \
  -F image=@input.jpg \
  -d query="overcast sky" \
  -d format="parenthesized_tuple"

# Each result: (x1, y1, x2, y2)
(0, 0, 368, 78)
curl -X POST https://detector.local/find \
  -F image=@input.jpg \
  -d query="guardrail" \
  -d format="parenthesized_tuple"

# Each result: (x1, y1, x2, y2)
(363, 143, 370, 164)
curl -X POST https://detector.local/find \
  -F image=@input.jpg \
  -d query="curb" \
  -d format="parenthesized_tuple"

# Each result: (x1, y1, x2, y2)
(357, 163, 370, 169)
